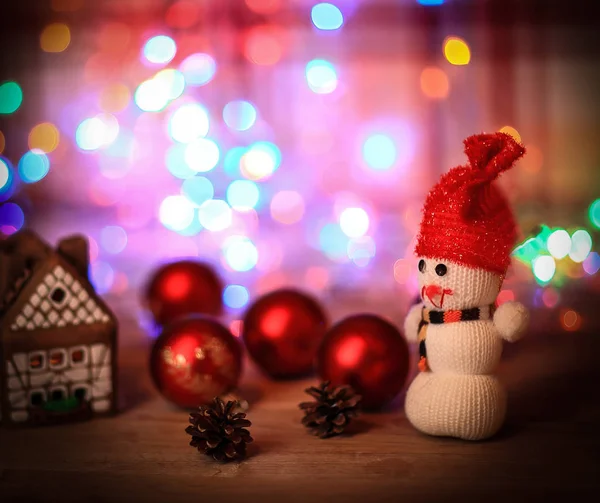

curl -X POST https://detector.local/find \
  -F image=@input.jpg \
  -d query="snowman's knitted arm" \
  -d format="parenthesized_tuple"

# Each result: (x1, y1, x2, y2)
(493, 301, 529, 342)
(404, 303, 423, 343)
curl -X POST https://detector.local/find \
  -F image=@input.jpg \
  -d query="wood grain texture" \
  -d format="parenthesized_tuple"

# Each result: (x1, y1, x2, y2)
(1, 310, 600, 503)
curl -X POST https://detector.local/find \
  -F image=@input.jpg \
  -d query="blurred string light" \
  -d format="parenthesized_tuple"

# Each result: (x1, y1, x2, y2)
(198, 199, 232, 231)
(560, 309, 582, 332)
(28, 122, 60, 153)
(499, 125, 522, 143)
(100, 225, 128, 254)
(166, 144, 196, 179)
(227, 180, 260, 210)
(362, 134, 396, 170)
(311, 3, 344, 31)
(76, 114, 119, 151)
(18, 150, 50, 183)
(542, 287, 559, 308)
(240, 141, 281, 181)
(583, 252, 600, 275)
(179, 53, 216, 86)
(0, 81, 23, 115)
(568, 229, 592, 263)
(443, 36, 470, 65)
(532, 255, 556, 283)
(159, 195, 196, 231)
(0, 158, 12, 193)
(90, 260, 114, 295)
(319, 223, 349, 262)
(223, 100, 257, 131)
(142, 35, 177, 65)
(270, 190, 305, 224)
(339, 207, 369, 238)
(0, 202, 25, 234)
(168, 103, 210, 143)
(420, 66, 449, 99)
(347, 236, 376, 267)
(417, 0, 445, 4)
(305, 59, 337, 94)
(40, 23, 71, 53)
(244, 26, 284, 66)
(224, 147, 246, 177)
(223, 235, 258, 271)
(134, 69, 185, 112)
(496, 289, 515, 305)
(589, 198, 600, 229)
(181, 176, 214, 206)
(184, 138, 220, 172)
(546, 229, 571, 259)
(223, 284, 250, 309)
(100, 83, 131, 113)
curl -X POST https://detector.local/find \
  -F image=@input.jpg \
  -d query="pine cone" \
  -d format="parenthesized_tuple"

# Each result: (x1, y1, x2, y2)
(299, 381, 361, 438)
(186, 397, 253, 462)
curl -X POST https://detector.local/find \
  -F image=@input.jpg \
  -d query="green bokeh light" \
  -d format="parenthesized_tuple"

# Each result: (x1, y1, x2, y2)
(0, 81, 23, 115)
(589, 199, 600, 230)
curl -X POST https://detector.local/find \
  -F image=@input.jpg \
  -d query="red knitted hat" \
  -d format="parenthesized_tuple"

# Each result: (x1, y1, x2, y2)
(415, 132, 526, 275)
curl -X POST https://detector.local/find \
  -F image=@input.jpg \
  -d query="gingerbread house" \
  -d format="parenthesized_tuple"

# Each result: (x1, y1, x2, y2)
(0, 231, 118, 426)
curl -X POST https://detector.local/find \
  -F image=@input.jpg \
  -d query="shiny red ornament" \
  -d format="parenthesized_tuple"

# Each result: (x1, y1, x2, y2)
(242, 289, 328, 379)
(316, 314, 410, 410)
(150, 316, 243, 409)
(143, 260, 223, 326)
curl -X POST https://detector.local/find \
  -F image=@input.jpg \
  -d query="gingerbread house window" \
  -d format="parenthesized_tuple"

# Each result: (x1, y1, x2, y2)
(70, 346, 88, 366)
(29, 389, 47, 407)
(49, 349, 67, 369)
(72, 384, 90, 402)
(50, 386, 67, 402)
(29, 352, 46, 372)
(50, 286, 67, 307)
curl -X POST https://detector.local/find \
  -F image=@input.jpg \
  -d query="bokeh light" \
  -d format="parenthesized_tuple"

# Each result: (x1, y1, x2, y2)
(546, 229, 571, 259)
(227, 180, 260, 210)
(339, 207, 370, 238)
(240, 141, 281, 181)
(496, 289, 515, 306)
(347, 236, 376, 267)
(244, 26, 283, 66)
(583, 252, 600, 275)
(560, 309, 582, 332)
(224, 147, 246, 177)
(166, 144, 196, 179)
(0, 82, 23, 115)
(443, 36, 470, 65)
(100, 83, 131, 113)
(154, 69, 186, 100)
(0, 158, 12, 193)
(223, 100, 257, 131)
(568, 230, 592, 263)
(0, 202, 25, 234)
(134, 79, 170, 112)
(499, 126, 522, 143)
(181, 176, 214, 206)
(159, 195, 196, 231)
(223, 236, 259, 272)
(420, 66, 449, 99)
(393, 259, 411, 285)
(76, 114, 119, 151)
(532, 255, 556, 283)
(143, 35, 177, 65)
(542, 287, 560, 308)
(270, 190, 305, 224)
(311, 3, 344, 31)
(28, 123, 60, 153)
(90, 261, 114, 295)
(198, 199, 232, 231)
(417, 0, 444, 4)
(40, 23, 71, 53)
(168, 103, 210, 143)
(223, 285, 250, 309)
(100, 225, 128, 254)
(184, 138, 220, 172)
(319, 223, 350, 262)
(179, 53, 216, 86)
(18, 150, 50, 183)
(588, 199, 600, 229)
(362, 134, 396, 170)
(305, 59, 338, 94)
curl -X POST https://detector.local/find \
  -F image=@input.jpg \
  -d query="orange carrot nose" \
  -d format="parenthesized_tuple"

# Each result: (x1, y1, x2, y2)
(425, 284, 442, 300)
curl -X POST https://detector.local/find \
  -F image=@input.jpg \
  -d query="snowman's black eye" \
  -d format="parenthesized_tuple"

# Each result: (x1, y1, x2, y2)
(418, 259, 426, 273)
(435, 264, 447, 276)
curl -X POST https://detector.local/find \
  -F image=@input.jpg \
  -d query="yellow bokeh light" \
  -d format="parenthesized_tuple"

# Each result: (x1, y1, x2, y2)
(40, 23, 71, 53)
(28, 123, 60, 153)
(0, 131, 5, 155)
(100, 83, 131, 113)
(443, 37, 471, 65)
(420, 67, 450, 100)
(499, 126, 522, 143)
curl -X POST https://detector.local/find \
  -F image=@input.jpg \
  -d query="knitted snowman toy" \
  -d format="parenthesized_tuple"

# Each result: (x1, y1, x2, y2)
(404, 132, 529, 441)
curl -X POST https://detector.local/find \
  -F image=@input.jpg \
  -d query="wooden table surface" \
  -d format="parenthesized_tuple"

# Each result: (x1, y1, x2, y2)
(2, 299, 600, 503)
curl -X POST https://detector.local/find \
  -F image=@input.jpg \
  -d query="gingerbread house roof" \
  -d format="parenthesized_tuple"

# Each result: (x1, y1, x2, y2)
(0, 231, 116, 333)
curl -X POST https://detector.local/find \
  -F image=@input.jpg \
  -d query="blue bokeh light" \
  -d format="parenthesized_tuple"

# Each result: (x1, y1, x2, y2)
(417, 0, 445, 5)
(166, 144, 196, 179)
(362, 134, 397, 170)
(311, 3, 344, 31)
(182, 176, 214, 206)
(223, 285, 250, 309)
(143, 35, 177, 64)
(224, 147, 247, 177)
(226, 180, 260, 210)
(179, 53, 216, 86)
(18, 150, 50, 183)
(0, 202, 25, 232)
(223, 236, 258, 272)
(319, 223, 350, 261)
(223, 100, 257, 131)
(90, 260, 115, 294)
(305, 59, 338, 94)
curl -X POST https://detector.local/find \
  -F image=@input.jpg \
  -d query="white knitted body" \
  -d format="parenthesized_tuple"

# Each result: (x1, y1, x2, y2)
(404, 258, 529, 441)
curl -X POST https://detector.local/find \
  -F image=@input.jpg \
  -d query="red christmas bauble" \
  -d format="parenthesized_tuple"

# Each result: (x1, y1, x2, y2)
(143, 260, 223, 326)
(242, 289, 328, 379)
(316, 314, 410, 410)
(150, 316, 242, 409)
